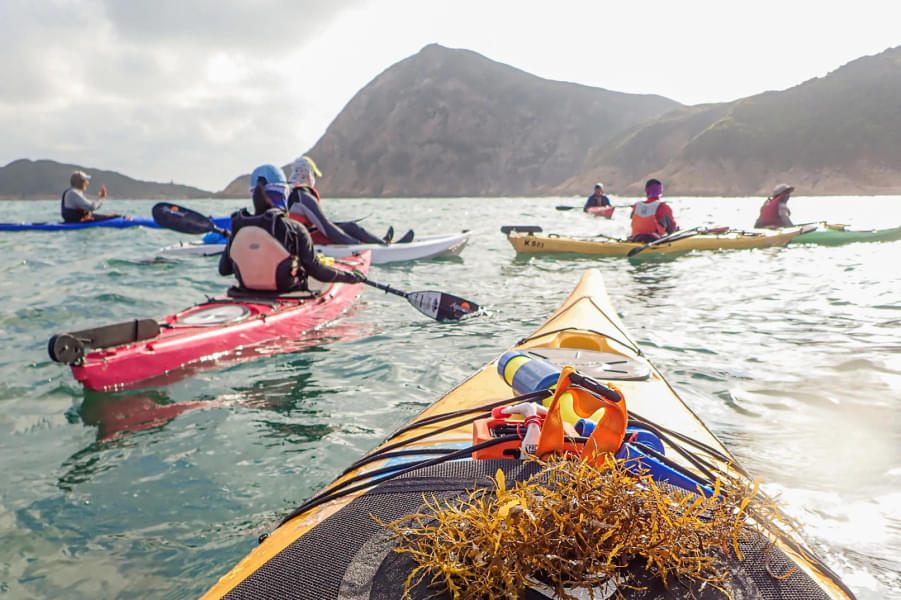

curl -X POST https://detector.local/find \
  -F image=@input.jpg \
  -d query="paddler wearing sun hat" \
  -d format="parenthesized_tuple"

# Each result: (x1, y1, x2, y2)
(60, 170, 117, 223)
(754, 183, 795, 229)
(285, 155, 414, 245)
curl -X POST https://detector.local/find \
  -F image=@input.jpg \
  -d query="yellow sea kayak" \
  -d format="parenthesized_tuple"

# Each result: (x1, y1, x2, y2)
(201, 269, 853, 600)
(503, 225, 813, 257)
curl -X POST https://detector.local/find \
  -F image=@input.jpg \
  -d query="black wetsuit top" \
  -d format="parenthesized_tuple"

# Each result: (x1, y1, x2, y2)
(218, 208, 360, 292)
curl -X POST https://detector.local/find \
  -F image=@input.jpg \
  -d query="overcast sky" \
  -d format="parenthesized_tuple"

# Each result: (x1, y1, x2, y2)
(1, 0, 898, 191)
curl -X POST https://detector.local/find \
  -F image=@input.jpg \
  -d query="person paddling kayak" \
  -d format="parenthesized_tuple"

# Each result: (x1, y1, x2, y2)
(60, 170, 117, 223)
(754, 183, 794, 228)
(629, 178, 677, 242)
(218, 164, 365, 293)
(584, 182, 611, 212)
(286, 155, 414, 245)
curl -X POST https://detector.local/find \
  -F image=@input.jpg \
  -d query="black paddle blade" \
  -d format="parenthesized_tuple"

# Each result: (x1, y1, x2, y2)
(406, 291, 480, 321)
(152, 203, 216, 235)
(626, 227, 701, 257)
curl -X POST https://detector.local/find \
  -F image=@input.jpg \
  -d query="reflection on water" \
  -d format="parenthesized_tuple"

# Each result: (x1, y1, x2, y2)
(77, 389, 223, 441)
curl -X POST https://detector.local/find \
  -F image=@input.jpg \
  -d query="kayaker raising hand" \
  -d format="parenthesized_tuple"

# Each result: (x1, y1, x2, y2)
(218, 164, 365, 293)
(60, 170, 118, 223)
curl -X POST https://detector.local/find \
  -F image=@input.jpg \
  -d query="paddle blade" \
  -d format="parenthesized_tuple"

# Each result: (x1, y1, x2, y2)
(152, 203, 218, 235)
(406, 291, 480, 321)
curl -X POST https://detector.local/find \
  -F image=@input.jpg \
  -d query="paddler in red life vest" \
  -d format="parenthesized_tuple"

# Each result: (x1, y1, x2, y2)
(218, 163, 365, 293)
(754, 183, 795, 229)
(629, 178, 677, 243)
(285, 155, 413, 245)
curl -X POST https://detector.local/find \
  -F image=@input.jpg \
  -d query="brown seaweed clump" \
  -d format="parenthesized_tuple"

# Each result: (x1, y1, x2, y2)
(383, 456, 788, 600)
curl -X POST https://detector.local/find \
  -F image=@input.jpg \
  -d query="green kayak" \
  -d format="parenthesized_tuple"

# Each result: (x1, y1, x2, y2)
(789, 223, 901, 246)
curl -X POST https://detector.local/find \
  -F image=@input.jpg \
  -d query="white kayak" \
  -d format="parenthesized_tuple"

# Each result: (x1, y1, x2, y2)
(157, 231, 471, 264)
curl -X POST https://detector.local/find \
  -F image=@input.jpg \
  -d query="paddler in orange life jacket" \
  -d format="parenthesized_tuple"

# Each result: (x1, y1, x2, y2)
(218, 163, 365, 293)
(285, 155, 414, 245)
(754, 183, 794, 229)
(629, 178, 677, 243)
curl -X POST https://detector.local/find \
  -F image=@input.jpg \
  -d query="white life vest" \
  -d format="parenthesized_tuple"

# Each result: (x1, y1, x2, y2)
(229, 226, 291, 291)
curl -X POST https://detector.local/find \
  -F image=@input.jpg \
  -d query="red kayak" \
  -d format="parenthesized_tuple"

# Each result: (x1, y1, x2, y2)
(49, 252, 370, 391)
(586, 205, 615, 218)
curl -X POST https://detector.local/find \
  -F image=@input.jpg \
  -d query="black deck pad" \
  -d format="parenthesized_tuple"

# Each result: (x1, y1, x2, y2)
(225, 286, 320, 301)
(223, 460, 834, 600)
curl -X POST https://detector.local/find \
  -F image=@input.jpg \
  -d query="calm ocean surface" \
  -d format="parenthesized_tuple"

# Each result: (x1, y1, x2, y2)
(0, 195, 899, 599)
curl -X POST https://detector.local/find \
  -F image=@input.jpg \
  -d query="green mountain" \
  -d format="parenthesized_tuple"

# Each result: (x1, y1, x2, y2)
(559, 45, 901, 196)
(0, 159, 213, 200)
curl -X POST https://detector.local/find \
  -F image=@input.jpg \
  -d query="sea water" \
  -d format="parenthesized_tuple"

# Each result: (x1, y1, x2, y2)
(0, 195, 898, 599)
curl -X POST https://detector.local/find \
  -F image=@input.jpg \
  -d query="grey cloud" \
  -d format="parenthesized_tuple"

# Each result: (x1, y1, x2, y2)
(99, 0, 363, 54)
(0, 0, 372, 188)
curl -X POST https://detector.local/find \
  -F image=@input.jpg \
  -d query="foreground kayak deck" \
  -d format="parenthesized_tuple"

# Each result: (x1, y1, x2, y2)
(200, 268, 853, 600)
(505, 226, 809, 256)
(50, 252, 370, 391)
(156, 231, 471, 264)
(0, 215, 231, 231)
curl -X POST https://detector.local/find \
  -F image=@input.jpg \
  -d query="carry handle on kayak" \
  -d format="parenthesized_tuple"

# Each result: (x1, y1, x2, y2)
(569, 372, 623, 404)
(152, 203, 231, 238)
(500, 225, 543, 234)
(48, 318, 161, 365)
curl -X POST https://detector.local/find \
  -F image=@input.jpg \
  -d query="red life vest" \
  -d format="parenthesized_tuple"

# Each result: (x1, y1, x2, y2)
(286, 185, 330, 244)
(631, 200, 665, 237)
(755, 197, 784, 228)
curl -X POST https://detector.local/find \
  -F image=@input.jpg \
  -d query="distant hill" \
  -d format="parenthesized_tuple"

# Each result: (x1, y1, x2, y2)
(0, 159, 213, 200)
(558, 45, 901, 196)
(10, 44, 901, 199)
(301, 44, 682, 197)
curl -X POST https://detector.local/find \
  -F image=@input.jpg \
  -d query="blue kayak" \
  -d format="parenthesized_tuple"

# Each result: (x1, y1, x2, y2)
(0, 216, 232, 232)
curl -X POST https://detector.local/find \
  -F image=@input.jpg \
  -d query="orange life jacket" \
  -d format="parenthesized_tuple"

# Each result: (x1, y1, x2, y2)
(631, 200, 666, 237)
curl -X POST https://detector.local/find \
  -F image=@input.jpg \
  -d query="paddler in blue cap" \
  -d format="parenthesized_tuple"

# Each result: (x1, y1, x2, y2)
(218, 163, 365, 292)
